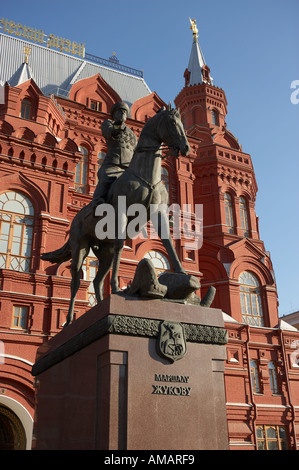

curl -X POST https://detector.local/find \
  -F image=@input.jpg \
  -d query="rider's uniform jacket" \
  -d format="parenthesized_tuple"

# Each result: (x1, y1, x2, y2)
(101, 119, 137, 168)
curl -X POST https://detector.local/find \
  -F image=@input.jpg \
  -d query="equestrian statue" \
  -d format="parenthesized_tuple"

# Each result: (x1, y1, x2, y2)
(41, 102, 215, 326)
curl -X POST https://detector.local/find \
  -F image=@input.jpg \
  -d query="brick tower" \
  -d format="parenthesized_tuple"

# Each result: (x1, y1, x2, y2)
(175, 19, 279, 328)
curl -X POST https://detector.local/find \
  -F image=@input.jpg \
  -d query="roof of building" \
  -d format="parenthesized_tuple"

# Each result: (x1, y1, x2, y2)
(0, 33, 152, 107)
(9, 60, 35, 87)
(278, 319, 298, 331)
(280, 310, 299, 330)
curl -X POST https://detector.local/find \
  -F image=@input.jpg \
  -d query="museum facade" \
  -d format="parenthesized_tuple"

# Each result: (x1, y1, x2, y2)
(0, 20, 298, 450)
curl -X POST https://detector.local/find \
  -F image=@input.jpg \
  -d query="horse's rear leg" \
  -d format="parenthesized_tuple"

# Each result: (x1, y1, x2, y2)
(111, 239, 124, 294)
(92, 243, 114, 302)
(65, 244, 89, 326)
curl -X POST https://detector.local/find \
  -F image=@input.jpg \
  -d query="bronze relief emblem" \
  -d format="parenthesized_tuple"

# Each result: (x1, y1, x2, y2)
(158, 321, 186, 362)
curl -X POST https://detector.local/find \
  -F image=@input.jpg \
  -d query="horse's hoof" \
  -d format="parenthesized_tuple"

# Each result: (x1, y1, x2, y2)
(111, 287, 121, 294)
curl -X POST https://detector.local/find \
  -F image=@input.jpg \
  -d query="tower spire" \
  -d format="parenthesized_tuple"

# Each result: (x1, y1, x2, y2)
(185, 18, 212, 86)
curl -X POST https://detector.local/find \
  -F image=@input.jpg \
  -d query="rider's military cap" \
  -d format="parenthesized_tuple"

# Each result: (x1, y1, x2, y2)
(110, 101, 130, 118)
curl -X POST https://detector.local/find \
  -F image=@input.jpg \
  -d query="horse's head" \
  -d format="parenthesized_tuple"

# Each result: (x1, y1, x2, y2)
(157, 103, 190, 157)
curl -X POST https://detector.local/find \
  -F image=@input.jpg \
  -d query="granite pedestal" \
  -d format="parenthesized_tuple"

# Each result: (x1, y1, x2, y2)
(32, 294, 229, 450)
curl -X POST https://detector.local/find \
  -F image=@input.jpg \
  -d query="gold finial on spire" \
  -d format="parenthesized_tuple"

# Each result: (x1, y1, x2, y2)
(23, 46, 31, 64)
(189, 18, 198, 39)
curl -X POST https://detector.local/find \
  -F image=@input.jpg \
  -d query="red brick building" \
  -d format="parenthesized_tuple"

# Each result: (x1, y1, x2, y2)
(0, 24, 298, 450)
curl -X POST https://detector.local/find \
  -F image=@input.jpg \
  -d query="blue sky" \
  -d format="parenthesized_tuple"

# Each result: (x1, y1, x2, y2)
(1, 0, 298, 317)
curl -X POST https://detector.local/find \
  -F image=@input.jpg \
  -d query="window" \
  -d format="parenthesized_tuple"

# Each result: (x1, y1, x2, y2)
(96, 151, 106, 184)
(0, 404, 27, 450)
(0, 191, 34, 272)
(161, 167, 169, 201)
(20, 99, 32, 120)
(256, 425, 288, 450)
(250, 359, 261, 393)
(211, 110, 219, 126)
(97, 151, 106, 176)
(144, 251, 170, 276)
(75, 146, 89, 194)
(224, 193, 235, 233)
(82, 252, 99, 307)
(239, 271, 264, 326)
(97, 151, 106, 167)
(268, 361, 279, 394)
(12, 305, 29, 329)
(239, 196, 249, 237)
(90, 100, 102, 112)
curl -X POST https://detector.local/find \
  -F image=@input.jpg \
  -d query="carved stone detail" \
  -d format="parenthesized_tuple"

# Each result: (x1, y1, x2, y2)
(109, 315, 160, 337)
(32, 313, 228, 376)
(158, 321, 187, 362)
(184, 323, 228, 345)
(110, 314, 228, 345)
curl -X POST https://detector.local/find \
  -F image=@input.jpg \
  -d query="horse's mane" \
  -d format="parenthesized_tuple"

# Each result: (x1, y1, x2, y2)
(138, 106, 181, 140)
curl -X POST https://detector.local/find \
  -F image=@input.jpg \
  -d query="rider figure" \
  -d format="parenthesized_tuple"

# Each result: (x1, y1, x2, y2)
(92, 101, 137, 206)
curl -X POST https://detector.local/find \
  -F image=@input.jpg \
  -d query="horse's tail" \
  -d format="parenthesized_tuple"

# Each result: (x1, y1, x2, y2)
(41, 239, 71, 264)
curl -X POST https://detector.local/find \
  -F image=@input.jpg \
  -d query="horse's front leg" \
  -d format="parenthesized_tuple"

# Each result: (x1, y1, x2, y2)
(111, 239, 124, 293)
(162, 236, 186, 274)
(92, 243, 114, 303)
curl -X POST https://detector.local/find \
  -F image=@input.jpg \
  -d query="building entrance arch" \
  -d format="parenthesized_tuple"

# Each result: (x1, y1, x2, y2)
(0, 404, 26, 450)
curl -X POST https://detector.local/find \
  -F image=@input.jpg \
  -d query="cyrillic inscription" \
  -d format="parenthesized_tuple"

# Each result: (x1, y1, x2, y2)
(152, 373, 191, 396)
(154, 374, 189, 383)
(152, 384, 191, 396)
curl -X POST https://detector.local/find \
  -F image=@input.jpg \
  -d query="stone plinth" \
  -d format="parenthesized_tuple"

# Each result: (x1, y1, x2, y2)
(32, 294, 229, 450)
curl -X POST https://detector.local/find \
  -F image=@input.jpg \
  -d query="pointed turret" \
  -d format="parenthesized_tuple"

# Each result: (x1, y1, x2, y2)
(8, 46, 35, 87)
(184, 19, 213, 86)
(175, 18, 227, 133)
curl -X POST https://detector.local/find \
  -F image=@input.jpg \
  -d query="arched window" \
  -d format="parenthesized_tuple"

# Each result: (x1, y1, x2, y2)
(20, 99, 32, 120)
(82, 251, 99, 307)
(268, 361, 279, 394)
(224, 193, 235, 233)
(144, 250, 170, 276)
(75, 146, 89, 194)
(161, 167, 169, 201)
(97, 151, 106, 183)
(97, 151, 106, 169)
(0, 404, 27, 450)
(250, 359, 261, 393)
(239, 271, 264, 326)
(239, 196, 249, 237)
(211, 109, 219, 126)
(0, 191, 34, 272)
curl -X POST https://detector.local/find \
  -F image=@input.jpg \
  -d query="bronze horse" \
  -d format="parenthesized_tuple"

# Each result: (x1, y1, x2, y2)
(41, 105, 190, 325)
